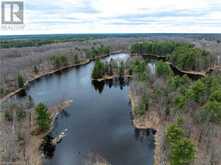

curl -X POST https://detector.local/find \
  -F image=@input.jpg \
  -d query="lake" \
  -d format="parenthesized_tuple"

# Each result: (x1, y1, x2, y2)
(26, 53, 155, 165)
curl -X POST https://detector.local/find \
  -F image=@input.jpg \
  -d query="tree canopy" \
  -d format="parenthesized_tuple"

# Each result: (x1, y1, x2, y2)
(91, 59, 105, 79)
(169, 45, 212, 71)
(166, 122, 196, 165)
(130, 41, 191, 56)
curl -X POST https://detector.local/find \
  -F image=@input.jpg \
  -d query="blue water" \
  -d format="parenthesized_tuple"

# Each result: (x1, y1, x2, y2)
(25, 53, 155, 165)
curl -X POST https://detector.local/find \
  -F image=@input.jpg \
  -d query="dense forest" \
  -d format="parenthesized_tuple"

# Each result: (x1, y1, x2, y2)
(130, 41, 214, 71)
(130, 41, 192, 56)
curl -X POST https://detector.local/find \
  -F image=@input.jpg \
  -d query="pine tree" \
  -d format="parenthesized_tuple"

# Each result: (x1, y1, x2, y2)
(17, 73, 24, 88)
(35, 103, 51, 132)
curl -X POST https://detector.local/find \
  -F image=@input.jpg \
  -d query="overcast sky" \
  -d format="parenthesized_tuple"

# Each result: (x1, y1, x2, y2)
(1, 0, 221, 35)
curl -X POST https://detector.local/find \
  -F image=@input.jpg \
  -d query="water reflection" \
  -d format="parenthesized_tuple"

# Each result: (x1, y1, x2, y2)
(91, 80, 105, 93)
(25, 53, 154, 165)
(60, 110, 71, 118)
(134, 128, 156, 142)
(41, 135, 56, 159)
(17, 89, 27, 97)
(91, 78, 129, 93)
(82, 152, 111, 165)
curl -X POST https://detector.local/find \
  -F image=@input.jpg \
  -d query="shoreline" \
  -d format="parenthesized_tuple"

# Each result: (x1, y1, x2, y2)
(27, 100, 73, 165)
(92, 74, 133, 82)
(0, 51, 126, 103)
(139, 54, 221, 78)
(128, 89, 162, 165)
(0, 60, 90, 103)
(0, 51, 127, 165)
(2, 52, 218, 104)
(128, 80, 221, 165)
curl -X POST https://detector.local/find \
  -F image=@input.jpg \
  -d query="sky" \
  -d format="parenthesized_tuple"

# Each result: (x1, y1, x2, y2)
(0, 0, 221, 35)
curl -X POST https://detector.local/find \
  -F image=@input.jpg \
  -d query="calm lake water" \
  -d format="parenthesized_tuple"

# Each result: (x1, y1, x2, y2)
(26, 53, 155, 165)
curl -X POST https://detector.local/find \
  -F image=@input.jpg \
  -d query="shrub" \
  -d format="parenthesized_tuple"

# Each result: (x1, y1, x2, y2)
(135, 104, 146, 116)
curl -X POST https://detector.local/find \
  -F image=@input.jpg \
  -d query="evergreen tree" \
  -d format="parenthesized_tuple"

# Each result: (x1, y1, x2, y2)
(170, 138, 196, 165)
(92, 59, 105, 79)
(17, 73, 24, 88)
(35, 103, 51, 132)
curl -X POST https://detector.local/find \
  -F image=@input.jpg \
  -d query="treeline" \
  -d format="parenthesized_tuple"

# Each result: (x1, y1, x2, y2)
(0, 40, 60, 48)
(130, 41, 192, 56)
(0, 35, 92, 48)
(86, 45, 110, 59)
(91, 59, 130, 80)
(130, 41, 213, 71)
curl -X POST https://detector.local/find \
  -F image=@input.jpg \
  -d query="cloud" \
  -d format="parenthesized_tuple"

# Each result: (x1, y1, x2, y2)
(0, 0, 221, 34)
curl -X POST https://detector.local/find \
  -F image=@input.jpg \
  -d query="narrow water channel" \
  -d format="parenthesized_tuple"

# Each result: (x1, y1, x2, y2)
(26, 53, 155, 165)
